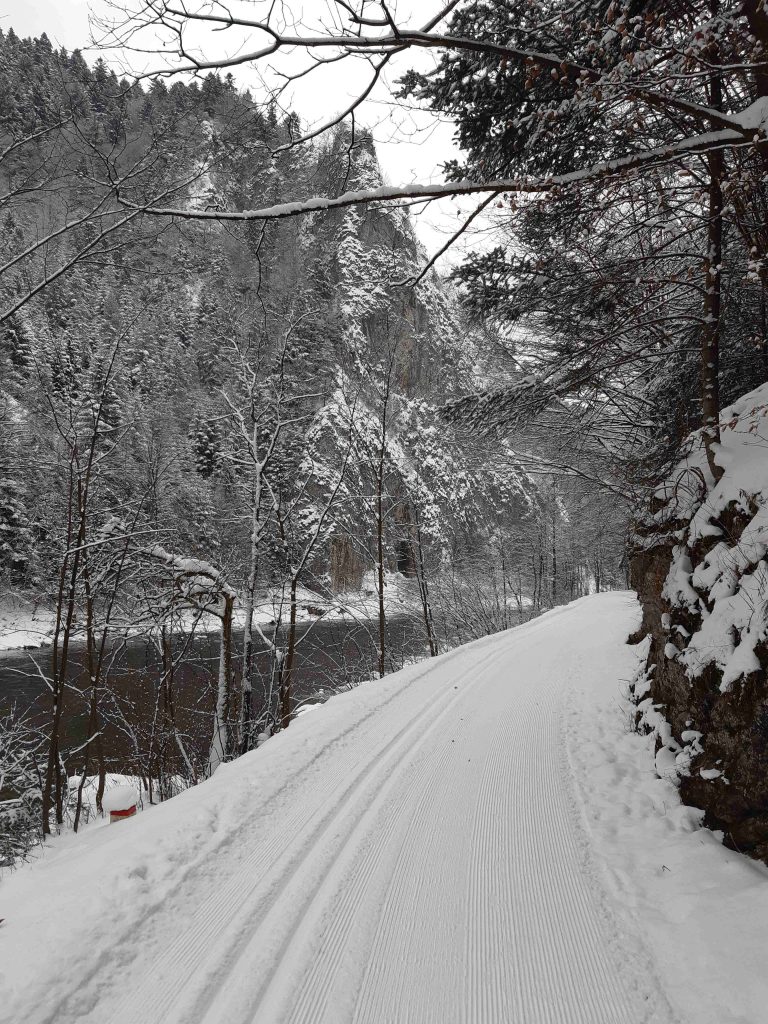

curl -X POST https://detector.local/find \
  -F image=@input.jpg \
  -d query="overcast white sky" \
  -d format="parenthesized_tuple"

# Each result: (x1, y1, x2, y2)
(4, 0, 491, 265)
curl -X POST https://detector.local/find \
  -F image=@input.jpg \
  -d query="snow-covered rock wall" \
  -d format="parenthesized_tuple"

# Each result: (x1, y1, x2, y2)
(631, 382, 768, 862)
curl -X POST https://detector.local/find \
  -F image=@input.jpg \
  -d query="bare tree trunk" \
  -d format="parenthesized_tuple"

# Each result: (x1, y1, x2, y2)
(701, 15, 724, 482)
(160, 626, 173, 796)
(762, 286, 768, 378)
(41, 338, 122, 835)
(537, 528, 546, 609)
(240, 588, 255, 753)
(280, 577, 299, 731)
(42, 466, 85, 835)
(376, 465, 386, 678)
(241, 598, 257, 757)
(550, 489, 557, 606)
(96, 739, 106, 812)
(701, 154, 724, 480)
(73, 525, 134, 826)
(209, 593, 234, 774)
(595, 548, 602, 594)
(73, 548, 98, 833)
(240, 450, 262, 754)
(415, 522, 438, 657)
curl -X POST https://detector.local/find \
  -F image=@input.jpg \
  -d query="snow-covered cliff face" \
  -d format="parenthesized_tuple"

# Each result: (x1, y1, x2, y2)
(0, 36, 619, 618)
(0, 52, 509, 594)
(631, 383, 768, 861)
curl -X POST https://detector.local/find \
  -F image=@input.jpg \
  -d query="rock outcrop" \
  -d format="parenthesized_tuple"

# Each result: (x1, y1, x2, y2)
(631, 384, 768, 861)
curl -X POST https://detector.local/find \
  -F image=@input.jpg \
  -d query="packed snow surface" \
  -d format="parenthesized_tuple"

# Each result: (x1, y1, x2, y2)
(2, 593, 768, 1023)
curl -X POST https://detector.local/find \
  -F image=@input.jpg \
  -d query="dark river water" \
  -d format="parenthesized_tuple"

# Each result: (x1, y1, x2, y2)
(0, 615, 427, 776)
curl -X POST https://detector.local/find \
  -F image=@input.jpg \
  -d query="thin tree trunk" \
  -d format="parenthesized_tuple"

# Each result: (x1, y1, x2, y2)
(701, 151, 724, 480)
(500, 545, 508, 629)
(550, 492, 557, 606)
(240, 586, 255, 754)
(42, 467, 85, 834)
(74, 527, 135, 824)
(41, 335, 122, 835)
(376, 468, 386, 678)
(73, 549, 98, 833)
(240, 466, 261, 754)
(415, 522, 438, 656)
(209, 593, 234, 773)
(762, 285, 767, 378)
(595, 549, 602, 594)
(161, 626, 173, 796)
(701, 13, 724, 481)
(280, 577, 299, 730)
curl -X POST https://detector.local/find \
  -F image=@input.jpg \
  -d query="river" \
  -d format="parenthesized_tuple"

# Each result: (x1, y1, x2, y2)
(0, 615, 428, 776)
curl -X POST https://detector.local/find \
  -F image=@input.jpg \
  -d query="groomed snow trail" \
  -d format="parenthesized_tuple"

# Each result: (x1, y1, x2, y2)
(1, 593, 675, 1024)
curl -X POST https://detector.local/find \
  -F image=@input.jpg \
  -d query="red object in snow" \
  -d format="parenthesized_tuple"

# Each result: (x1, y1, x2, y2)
(103, 784, 139, 822)
(109, 805, 137, 823)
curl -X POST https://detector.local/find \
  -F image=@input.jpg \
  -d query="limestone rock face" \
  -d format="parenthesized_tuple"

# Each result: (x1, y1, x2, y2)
(631, 384, 768, 862)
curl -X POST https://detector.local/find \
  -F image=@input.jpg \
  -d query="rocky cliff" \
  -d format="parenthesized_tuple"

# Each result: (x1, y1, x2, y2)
(631, 383, 768, 861)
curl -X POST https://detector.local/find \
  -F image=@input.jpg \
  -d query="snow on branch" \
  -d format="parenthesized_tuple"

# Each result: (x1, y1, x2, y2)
(141, 543, 236, 615)
(118, 128, 750, 224)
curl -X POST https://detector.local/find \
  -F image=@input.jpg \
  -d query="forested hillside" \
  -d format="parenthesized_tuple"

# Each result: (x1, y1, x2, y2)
(0, 29, 629, 857)
(0, 29, 621, 604)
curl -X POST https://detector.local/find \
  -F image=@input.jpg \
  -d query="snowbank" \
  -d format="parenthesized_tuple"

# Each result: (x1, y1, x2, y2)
(569, 644, 768, 1024)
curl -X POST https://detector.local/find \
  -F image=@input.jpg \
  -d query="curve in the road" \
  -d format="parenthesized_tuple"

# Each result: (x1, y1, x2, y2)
(32, 594, 676, 1024)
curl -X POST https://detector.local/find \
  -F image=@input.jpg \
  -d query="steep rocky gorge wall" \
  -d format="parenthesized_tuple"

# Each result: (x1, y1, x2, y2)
(631, 384, 768, 862)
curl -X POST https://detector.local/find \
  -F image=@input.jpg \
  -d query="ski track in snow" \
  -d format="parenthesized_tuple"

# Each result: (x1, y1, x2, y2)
(2, 594, 679, 1023)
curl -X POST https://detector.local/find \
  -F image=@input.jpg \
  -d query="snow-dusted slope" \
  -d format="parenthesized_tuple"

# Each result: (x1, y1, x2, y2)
(2, 593, 767, 1024)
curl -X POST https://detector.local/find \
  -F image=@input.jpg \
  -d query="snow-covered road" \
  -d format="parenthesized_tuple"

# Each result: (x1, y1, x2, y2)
(3, 593, 768, 1024)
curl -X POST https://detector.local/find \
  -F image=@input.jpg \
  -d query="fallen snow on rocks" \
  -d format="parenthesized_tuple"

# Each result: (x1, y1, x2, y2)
(653, 383, 768, 690)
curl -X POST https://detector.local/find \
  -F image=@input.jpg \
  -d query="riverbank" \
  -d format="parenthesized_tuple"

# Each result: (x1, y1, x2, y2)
(0, 595, 54, 652)
(0, 574, 425, 654)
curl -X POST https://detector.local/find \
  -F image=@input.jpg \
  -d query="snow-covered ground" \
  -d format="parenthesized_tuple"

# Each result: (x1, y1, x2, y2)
(1, 592, 766, 1024)
(0, 595, 55, 652)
